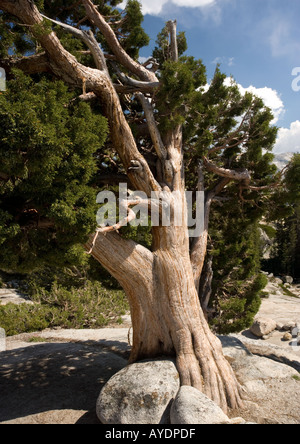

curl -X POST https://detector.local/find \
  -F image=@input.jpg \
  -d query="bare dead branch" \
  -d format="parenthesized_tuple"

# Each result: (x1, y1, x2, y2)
(207, 178, 231, 202)
(136, 93, 167, 161)
(41, 14, 108, 73)
(111, 61, 159, 92)
(166, 20, 178, 62)
(78, 81, 159, 97)
(208, 110, 251, 156)
(199, 256, 213, 319)
(86, 197, 147, 254)
(141, 57, 160, 72)
(82, 0, 158, 82)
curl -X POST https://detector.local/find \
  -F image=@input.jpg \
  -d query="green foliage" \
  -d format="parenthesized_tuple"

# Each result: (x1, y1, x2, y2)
(259, 224, 277, 239)
(32, 19, 53, 39)
(153, 24, 187, 65)
(285, 154, 300, 197)
(278, 284, 298, 298)
(208, 220, 266, 334)
(0, 70, 108, 272)
(120, 0, 150, 59)
(0, 12, 36, 58)
(211, 268, 266, 334)
(0, 303, 50, 335)
(0, 280, 129, 336)
(156, 57, 207, 133)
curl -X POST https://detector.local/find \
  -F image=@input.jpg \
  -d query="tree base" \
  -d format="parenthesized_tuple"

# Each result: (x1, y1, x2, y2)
(130, 330, 245, 414)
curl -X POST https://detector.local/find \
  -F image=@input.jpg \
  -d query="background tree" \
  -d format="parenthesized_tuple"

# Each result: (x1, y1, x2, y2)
(0, 0, 282, 412)
(265, 154, 300, 278)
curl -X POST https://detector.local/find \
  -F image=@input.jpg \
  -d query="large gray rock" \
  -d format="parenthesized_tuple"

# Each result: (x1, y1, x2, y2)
(250, 317, 277, 338)
(170, 386, 230, 425)
(97, 359, 180, 424)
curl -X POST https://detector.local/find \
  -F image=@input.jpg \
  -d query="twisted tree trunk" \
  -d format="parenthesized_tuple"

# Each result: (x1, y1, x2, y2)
(85, 194, 245, 413)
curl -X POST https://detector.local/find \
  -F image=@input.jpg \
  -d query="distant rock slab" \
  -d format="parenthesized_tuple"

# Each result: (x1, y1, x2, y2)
(0, 289, 33, 306)
(97, 359, 180, 424)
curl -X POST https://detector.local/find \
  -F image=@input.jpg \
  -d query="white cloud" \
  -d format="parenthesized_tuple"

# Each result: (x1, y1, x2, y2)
(224, 78, 285, 125)
(212, 56, 235, 67)
(120, 0, 216, 16)
(206, 77, 298, 154)
(138, 56, 149, 64)
(273, 121, 300, 154)
(267, 17, 300, 59)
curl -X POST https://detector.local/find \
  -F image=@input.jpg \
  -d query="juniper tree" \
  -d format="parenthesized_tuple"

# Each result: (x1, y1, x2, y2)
(0, 0, 281, 412)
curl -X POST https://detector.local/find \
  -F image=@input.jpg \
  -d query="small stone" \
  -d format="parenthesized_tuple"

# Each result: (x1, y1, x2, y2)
(282, 332, 292, 342)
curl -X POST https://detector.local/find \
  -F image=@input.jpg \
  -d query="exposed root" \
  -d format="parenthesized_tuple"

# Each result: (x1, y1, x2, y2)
(174, 327, 246, 414)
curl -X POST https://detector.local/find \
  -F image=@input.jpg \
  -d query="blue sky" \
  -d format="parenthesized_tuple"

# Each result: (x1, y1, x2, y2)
(121, 0, 300, 153)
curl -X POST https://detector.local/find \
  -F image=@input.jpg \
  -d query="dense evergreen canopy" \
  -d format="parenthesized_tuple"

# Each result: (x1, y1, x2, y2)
(266, 154, 300, 278)
(0, 71, 108, 272)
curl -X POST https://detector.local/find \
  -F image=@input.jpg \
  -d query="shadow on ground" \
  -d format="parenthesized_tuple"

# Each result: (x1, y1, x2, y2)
(0, 341, 128, 424)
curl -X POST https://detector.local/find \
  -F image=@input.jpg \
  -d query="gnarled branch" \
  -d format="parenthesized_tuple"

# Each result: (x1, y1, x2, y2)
(41, 13, 108, 73)
(113, 68, 160, 93)
(82, 0, 158, 82)
(136, 93, 167, 161)
(203, 157, 251, 184)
